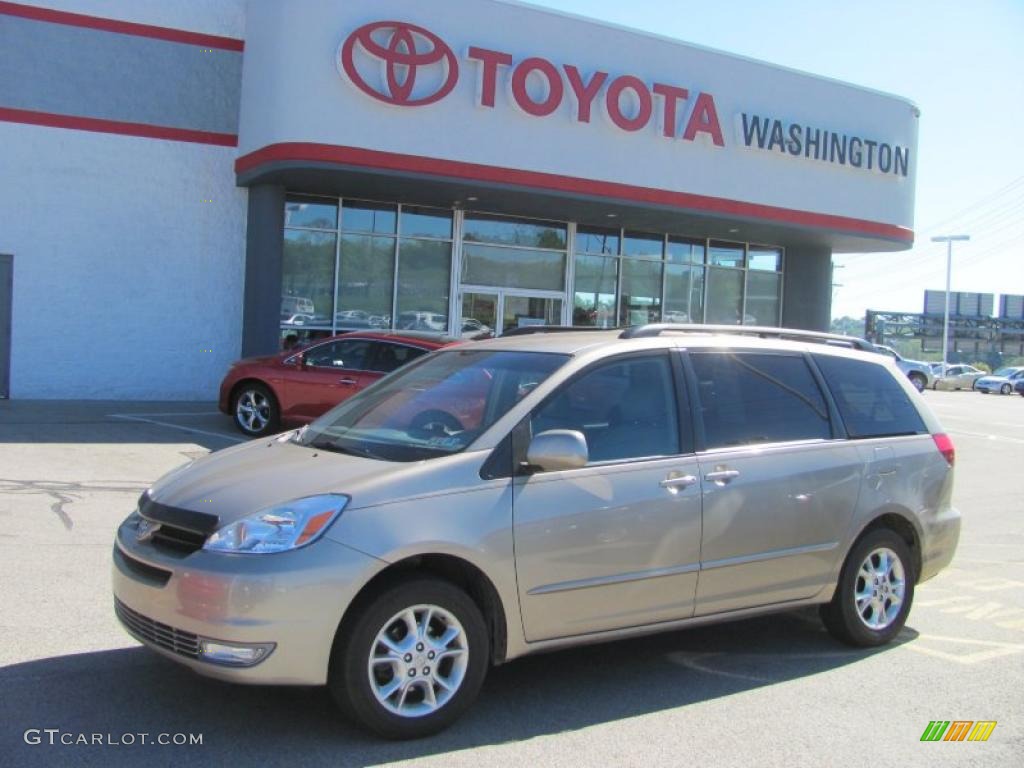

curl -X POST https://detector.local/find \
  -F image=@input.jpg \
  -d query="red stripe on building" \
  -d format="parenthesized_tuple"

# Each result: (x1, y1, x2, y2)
(236, 142, 914, 243)
(0, 107, 238, 146)
(0, 1, 244, 51)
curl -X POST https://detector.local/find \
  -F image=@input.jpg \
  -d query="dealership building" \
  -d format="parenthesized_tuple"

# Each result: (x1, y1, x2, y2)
(0, 0, 918, 399)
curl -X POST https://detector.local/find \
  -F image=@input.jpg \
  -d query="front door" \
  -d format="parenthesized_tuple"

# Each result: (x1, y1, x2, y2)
(283, 338, 373, 421)
(460, 288, 563, 337)
(513, 352, 701, 642)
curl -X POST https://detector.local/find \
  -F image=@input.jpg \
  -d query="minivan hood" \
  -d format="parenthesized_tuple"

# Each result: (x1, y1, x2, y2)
(147, 435, 488, 526)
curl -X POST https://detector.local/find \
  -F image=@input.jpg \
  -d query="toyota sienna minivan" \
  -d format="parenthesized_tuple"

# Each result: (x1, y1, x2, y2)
(113, 325, 960, 738)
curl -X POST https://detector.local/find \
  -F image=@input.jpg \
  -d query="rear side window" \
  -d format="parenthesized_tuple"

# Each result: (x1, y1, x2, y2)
(690, 352, 831, 448)
(368, 342, 428, 374)
(813, 355, 927, 438)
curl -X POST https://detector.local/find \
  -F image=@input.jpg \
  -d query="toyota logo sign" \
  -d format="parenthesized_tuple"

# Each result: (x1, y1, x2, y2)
(339, 21, 458, 106)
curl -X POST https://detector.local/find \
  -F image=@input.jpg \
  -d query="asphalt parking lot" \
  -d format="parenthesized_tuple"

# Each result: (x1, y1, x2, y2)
(1, 390, 1022, 767)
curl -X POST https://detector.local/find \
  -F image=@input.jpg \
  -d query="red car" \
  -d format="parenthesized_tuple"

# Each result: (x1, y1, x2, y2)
(219, 331, 458, 437)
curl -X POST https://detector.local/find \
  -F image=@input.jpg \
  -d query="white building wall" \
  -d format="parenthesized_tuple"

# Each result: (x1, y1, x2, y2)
(1, 121, 247, 398)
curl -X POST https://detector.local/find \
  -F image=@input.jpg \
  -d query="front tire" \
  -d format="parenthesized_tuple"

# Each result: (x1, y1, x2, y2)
(329, 578, 489, 739)
(821, 529, 915, 647)
(231, 382, 279, 437)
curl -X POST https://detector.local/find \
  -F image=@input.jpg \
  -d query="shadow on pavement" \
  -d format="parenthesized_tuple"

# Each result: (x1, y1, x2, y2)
(1, 610, 917, 767)
(0, 400, 244, 451)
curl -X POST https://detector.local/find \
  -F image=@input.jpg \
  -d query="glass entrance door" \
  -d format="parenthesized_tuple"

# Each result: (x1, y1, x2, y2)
(460, 289, 563, 337)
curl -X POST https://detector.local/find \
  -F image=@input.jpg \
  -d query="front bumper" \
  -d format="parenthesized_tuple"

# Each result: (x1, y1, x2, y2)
(111, 520, 385, 685)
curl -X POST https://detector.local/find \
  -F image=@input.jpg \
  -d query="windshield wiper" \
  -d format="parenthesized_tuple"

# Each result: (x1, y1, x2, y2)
(307, 438, 383, 460)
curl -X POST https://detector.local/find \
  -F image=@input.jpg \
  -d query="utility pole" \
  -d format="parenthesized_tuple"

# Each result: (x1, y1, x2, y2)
(931, 234, 970, 372)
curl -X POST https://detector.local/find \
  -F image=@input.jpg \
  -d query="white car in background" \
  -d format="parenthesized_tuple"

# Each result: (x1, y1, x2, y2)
(974, 366, 1024, 395)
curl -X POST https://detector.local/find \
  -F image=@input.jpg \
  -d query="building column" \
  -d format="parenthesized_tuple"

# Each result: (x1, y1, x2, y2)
(241, 184, 285, 357)
(781, 244, 832, 332)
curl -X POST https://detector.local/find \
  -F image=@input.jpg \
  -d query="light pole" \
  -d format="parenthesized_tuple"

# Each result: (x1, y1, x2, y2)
(931, 234, 970, 373)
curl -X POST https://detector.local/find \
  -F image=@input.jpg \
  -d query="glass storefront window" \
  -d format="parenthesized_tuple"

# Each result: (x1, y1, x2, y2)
(284, 197, 337, 230)
(573, 254, 618, 327)
(395, 238, 451, 330)
(463, 213, 567, 250)
(342, 201, 397, 235)
(705, 267, 744, 324)
(622, 232, 664, 260)
(667, 236, 704, 264)
(336, 235, 395, 329)
(576, 226, 620, 255)
(281, 229, 335, 328)
(664, 263, 704, 324)
(748, 245, 782, 271)
(745, 270, 781, 325)
(619, 259, 662, 326)
(503, 296, 562, 335)
(462, 243, 565, 291)
(400, 207, 452, 239)
(709, 241, 745, 268)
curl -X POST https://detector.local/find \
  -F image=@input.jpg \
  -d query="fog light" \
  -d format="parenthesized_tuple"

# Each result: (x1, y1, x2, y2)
(199, 640, 275, 667)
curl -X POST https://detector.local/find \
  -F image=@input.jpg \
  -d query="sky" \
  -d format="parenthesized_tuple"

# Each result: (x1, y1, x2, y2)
(531, 0, 1024, 319)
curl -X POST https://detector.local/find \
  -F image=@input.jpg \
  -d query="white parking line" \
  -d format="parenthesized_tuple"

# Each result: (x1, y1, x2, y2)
(108, 414, 246, 443)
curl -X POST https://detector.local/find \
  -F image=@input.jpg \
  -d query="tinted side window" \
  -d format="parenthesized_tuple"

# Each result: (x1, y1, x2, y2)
(368, 342, 428, 374)
(690, 352, 831, 448)
(305, 340, 371, 369)
(813, 355, 927, 438)
(531, 355, 681, 463)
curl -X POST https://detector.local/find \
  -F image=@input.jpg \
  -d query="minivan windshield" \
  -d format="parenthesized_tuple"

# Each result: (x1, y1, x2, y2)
(296, 348, 569, 462)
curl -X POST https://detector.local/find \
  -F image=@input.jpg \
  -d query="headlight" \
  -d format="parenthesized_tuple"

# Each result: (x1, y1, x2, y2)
(203, 494, 349, 554)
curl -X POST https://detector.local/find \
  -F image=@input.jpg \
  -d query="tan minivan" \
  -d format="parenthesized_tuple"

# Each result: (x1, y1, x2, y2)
(113, 325, 960, 738)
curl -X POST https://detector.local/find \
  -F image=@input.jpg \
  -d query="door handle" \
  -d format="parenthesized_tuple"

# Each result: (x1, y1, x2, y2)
(705, 469, 740, 484)
(338, 377, 358, 386)
(659, 474, 697, 491)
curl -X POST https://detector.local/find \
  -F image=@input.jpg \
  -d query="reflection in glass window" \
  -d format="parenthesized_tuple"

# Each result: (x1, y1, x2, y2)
(463, 214, 567, 250)
(281, 230, 335, 327)
(342, 201, 397, 235)
(705, 267, 743, 324)
(622, 232, 664, 259)
(336, 235, 395, 329)
(664, 263, 704, 324)
(573, 254, 618, 327)
(284, 197, 337, 229)
(619, 259, 662, 326)
(667, 237, 704, 264)
(709, 241, 745, 268)
(399, 207, 452, 239)
(531, 355, 682, 462)
(462, 243, 565, 291)
(304, 339, 372, 370)
(748, 245, 782, 271)
(745, 271, 781, 326)
(576, 226, 620, 255)
(690, 352, 831, 448)
(395, 238, 451, 330)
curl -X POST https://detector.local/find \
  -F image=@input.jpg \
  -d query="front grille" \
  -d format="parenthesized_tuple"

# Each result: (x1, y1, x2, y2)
(114, 598, 200, 659)
(151, 525, 208, 555)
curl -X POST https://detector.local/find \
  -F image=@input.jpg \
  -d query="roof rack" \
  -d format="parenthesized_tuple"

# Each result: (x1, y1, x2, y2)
(501, 325, 618, 337)
(618, 323, 878, 352)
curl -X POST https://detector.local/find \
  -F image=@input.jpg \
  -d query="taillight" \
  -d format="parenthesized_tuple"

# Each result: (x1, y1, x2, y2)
(933, 433, 955, 466)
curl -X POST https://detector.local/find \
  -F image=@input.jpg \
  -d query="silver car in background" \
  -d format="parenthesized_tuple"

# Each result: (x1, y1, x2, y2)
(974, 366, 1024, 394)
(112, 325, 960, 739)
(933, 364, 987, 391)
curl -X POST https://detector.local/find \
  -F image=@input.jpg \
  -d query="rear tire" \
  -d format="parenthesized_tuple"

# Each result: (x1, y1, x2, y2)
(1000, 383, 1012, 395)
(231, 382, 280, 437)
(821, 529, 915, 647)
(329, 578, 489, 739)
(908, 373, 926, 392)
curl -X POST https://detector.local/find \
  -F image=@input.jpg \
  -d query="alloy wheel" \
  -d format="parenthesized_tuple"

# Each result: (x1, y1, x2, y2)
(367, 604, 469, 718)
(853, 547, 906, 631)
(235, 389, 270, 433)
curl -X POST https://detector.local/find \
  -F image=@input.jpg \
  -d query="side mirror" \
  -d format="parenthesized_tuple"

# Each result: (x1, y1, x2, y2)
(526, 430, 588, 472)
